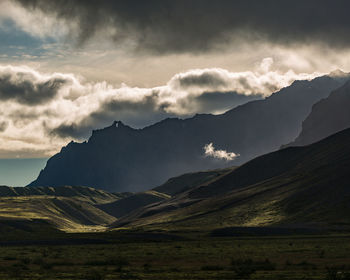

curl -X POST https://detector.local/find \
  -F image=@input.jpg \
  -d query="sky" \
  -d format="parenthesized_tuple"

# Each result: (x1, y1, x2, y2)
(1, 0, 350, 161)
(0, 158, 47, 186)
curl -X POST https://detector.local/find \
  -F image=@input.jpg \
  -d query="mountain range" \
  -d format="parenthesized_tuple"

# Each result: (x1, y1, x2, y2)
(28, 72, 349, 192)
(1, 125, 350, 233)
(113, 127, 350, 231)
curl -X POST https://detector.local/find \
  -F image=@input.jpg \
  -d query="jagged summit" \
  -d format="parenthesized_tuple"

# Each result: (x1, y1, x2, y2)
(112, 120, 128, 128)
(92, 120, 131, 133)
(88, 121, 136, 143)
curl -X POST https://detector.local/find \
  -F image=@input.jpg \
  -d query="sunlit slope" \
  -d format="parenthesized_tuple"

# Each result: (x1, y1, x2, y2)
(0, 186, 120, 232)
(0, 185, 120, 201)
(113, 128, 350, 230)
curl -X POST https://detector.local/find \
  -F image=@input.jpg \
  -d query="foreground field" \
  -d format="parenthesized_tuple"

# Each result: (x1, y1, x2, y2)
(0, 232, 349, 280)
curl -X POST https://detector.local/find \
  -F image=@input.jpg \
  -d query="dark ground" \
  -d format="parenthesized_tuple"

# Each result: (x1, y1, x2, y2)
(0, 227, 349, 280)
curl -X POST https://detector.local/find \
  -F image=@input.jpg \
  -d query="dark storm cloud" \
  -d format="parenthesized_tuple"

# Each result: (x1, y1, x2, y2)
(51, 95, 175, 139)
(175, 72, 229, 88)
(194, 91, 262, 113)
(51, 122, 86, 139)
(50, 90, 261, 139)
(12, 0, 350, 53)
(0, 72, 67, 105)
(0, 121, 8, 132)
(1, 64, 310, 148)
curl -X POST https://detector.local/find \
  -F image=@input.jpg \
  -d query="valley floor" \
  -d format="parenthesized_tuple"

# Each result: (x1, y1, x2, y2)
(0, 231, 349, 279)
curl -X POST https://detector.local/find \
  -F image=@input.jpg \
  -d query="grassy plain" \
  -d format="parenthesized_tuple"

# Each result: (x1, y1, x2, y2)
(0, 230, 349, 280)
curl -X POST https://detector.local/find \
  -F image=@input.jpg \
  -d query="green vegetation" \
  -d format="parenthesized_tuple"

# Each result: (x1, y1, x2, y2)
(97, 168, 233, 219)
(0, 186, 121, 232)
(153, 168, 234, 196)
(0, 231, 349, 279)
(96, 191, 169, 219)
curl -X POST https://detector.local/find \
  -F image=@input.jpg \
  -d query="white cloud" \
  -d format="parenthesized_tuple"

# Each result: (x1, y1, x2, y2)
(0, 59, 321, 157)
(203, 143, 239, 161)
(168, 59, 318, 99)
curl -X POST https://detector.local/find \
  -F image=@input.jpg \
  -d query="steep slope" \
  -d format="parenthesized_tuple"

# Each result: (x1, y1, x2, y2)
(29, 73, 349, 192)
(97, 168, 232, 218)
(153, 168, 233, 196)
(0, 186, 120, 232)
(288, 79, 350, 147)
(113, 128, 350, 231)
(97, 191, 169, 218)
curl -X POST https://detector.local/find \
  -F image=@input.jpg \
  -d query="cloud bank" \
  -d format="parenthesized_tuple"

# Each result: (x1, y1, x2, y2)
(0, 66, 68, 105)
(204, 143, 239, 161)
(8, 0, 350, 54)
(0, 59, 319, 157)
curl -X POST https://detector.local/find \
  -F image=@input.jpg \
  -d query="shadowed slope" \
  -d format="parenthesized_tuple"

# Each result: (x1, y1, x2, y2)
(288, 79, 350, 147)
(112, 128, 350, 230)
(153, 168, 234, 196)
(97, 169, 232, 218)
(97, 191, 169, 218)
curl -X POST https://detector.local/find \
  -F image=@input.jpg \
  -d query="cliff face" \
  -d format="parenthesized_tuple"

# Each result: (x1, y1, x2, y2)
(29, 74, 349, 192)
(288, 80, 350, 147)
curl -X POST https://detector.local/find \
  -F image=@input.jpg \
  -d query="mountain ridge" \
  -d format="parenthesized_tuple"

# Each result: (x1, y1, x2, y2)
(287, 79, 350, 147)
(29, 73, 349, 192)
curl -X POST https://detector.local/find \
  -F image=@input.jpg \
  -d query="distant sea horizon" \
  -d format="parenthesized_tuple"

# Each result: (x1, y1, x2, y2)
(0, 158, 48, 187)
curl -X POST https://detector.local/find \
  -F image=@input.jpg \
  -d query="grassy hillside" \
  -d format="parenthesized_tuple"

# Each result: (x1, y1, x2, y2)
(96, 168, 233, 219)
(0, 186, 122, 232)
(153, 168, 234, 196)
(113, 128, 350, 231)
(0, 196, 117, 232)
(0, 170, 235, 233)
(97, 191, 169, 218)
(3, 126, 350, 233)
(0, 185, 120, 203)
